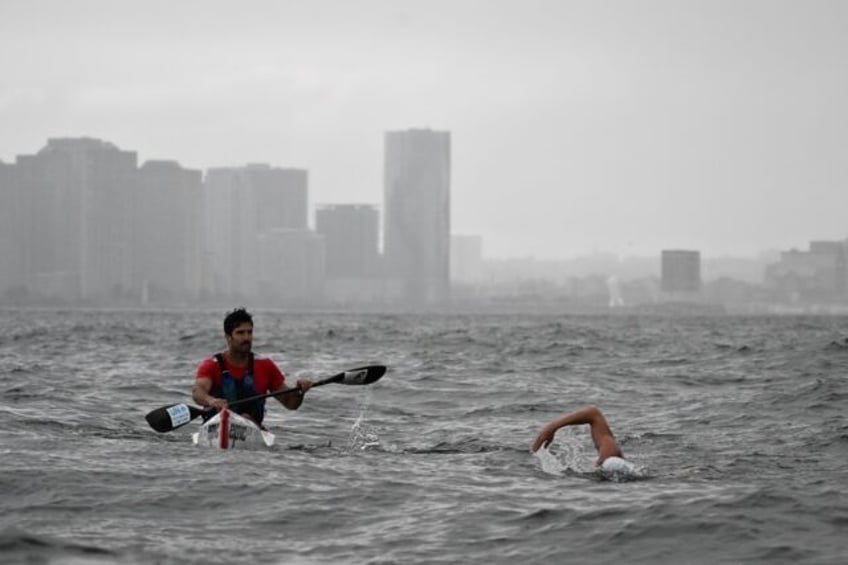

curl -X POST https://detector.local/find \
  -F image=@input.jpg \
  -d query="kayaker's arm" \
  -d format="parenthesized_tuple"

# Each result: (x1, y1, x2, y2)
(275, 378, 313, 410)
(192, 377, 227, 410)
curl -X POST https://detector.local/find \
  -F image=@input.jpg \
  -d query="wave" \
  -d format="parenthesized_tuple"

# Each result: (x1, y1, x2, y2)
(0, 526, 122, 564)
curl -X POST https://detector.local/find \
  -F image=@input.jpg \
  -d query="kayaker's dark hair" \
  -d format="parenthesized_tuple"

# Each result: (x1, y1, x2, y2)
(224, 307, 253, 335)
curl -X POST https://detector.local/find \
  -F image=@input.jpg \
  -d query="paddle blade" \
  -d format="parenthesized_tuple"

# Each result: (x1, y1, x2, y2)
(145, 403, 207, 433)
(338, 365, 386, 385)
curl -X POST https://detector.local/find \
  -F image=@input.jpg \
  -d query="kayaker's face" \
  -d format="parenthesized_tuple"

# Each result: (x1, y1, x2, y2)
(227, 322, 253, 355)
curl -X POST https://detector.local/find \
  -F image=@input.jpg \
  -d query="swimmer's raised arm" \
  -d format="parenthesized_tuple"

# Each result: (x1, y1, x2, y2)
(531, 406, 623, 464)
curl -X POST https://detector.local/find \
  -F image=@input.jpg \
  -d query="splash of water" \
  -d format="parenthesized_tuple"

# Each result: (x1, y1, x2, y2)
(532, 434, 597, 476)
(533, 445, 566, 475)
(347, 390, 380, 451)
(535, 442, 650, 482)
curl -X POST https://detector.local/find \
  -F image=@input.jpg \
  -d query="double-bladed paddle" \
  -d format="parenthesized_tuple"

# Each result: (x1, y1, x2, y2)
(145, 364, 386, 433)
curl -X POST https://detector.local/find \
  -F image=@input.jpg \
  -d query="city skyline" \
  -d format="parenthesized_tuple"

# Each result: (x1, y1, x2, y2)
(2, 1, 846, 261)
(2, 133, 845, 266)
(1, 133, 456, 307)
(1, 133, 846, 311)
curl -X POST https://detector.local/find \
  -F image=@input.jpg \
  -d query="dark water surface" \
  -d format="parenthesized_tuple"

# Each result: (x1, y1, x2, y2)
(1, 308, 847, 564)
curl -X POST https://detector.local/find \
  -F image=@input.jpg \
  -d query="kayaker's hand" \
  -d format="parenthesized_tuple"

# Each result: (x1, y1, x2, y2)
(296, 378, 313, 394)
(207, 397, 228, 411)
(276, 379, 310, 410)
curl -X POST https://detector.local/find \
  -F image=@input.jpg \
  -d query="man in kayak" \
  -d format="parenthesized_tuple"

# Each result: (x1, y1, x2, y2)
(192, 307, 312, 426)
(530, 405, 624, 465)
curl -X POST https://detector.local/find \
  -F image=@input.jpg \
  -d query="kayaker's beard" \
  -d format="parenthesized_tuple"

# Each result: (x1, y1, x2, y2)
(229, 340, 251, 355)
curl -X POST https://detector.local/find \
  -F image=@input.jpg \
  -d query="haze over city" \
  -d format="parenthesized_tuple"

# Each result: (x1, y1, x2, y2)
(2, 0, 847, 261)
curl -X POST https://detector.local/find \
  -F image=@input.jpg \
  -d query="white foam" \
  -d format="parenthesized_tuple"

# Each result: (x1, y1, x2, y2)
(532, 445, 566, 476)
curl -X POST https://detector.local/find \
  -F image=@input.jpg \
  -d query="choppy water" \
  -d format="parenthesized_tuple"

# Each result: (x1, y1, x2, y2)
(1, 308, 847, 564)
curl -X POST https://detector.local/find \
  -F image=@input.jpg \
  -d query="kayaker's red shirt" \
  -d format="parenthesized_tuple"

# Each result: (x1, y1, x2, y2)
(196, 353, 286, 393)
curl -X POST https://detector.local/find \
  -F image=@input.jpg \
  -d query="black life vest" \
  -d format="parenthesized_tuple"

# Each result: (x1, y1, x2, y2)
(210, 352, 265, 424)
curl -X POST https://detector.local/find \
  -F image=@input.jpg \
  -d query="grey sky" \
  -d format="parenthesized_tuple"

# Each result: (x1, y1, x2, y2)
(2, 0, 846, 260)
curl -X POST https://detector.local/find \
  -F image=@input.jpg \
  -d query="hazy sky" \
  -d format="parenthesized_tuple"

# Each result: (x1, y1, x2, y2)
(2, 0, 847, 260)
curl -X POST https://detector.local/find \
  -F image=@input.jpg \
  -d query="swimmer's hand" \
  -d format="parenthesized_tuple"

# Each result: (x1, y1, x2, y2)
(530, 425, 556, 453)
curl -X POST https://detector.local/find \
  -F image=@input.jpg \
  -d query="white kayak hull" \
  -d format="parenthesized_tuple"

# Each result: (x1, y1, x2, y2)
(192, 408, 275, 450)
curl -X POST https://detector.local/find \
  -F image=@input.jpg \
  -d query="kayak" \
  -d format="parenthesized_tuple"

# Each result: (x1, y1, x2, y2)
(192, 408, 275, 450)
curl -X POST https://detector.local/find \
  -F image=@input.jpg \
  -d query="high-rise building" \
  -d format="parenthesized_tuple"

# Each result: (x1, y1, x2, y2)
(244, 164, 308, 231)
(315, 204, 380, 278)
(661, 250, 701, 294)
(203, 167, 250, 298)
(316, 204, 381, 305)
(135, 160, 204, 302)
(256, 228, 325, 305)
(0, 160, 24, 296)
(203, 164, 309, 299)
(14, 138, 137, 301)
(383, 128, 451, 305)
